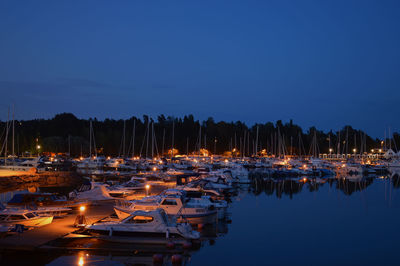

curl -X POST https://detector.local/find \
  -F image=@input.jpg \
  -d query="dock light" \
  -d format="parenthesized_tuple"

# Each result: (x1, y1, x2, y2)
(36, 145, 41, 149)
(78, 254, 84, 266)
(145, 184, 150, 196)
(79, 206, 86, 212)
(302, 177, 307, 182)
(153, 167, 157, 171)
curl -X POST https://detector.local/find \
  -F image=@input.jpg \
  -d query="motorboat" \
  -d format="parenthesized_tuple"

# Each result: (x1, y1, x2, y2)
(87, 209, 200, 240)
(76, 156, 106, 169)
(7, 193, 89, 209)
(0, 208, 53, 228)
(114, 190, 217, 224)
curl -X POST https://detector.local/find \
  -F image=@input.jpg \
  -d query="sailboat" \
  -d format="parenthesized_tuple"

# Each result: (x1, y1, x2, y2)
(0, 106, 39, 177)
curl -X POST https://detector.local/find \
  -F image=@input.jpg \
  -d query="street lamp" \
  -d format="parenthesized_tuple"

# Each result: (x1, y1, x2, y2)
(145, 184, 150, 196)
(36, 144, 41, 156)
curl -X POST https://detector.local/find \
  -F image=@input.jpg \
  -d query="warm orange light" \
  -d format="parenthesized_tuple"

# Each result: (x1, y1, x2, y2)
(145, 184, 150, 190)
(153, 167, 157, 171)
(78, 256, 84, 266)
(302, 177, 307, 182)
(79, 206, 86, 212)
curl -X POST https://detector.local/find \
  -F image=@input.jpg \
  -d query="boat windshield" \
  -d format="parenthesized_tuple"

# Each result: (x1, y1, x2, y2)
(126, 215, 154, 224)
(24, 213, 35, 218)
(161, 199, 177, 205)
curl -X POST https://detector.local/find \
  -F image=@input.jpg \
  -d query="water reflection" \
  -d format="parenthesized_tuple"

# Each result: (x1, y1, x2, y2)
(1, 170, 400, 265)
(250, 172, 380, 198)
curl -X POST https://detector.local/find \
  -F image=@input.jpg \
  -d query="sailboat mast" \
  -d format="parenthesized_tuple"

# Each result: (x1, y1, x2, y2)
(171, 120, 175, 159)
(151, 122, 154, 159)
(198, 123, 201, 156)
(12, 104, 15, 161)
(123, 120, 126, 157)
(132, 119, 136, 158)
(89, 120, 92, 157)
(4, 107, 9, 165)
(162, 128, 165, 157)
(146, 120, 149, 159)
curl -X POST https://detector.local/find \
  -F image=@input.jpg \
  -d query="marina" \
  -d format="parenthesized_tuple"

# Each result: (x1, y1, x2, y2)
(1, 1, 400, 264)
(0, 154, 399, 265)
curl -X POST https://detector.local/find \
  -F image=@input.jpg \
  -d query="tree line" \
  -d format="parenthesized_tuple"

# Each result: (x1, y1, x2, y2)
(0, 113, 398, 157)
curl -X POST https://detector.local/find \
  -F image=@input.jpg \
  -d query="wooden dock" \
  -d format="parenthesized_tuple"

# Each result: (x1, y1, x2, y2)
(0, 202, 114, 251)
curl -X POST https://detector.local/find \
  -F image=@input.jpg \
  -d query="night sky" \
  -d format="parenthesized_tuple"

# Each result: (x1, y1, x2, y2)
(1, 1, 399, 137)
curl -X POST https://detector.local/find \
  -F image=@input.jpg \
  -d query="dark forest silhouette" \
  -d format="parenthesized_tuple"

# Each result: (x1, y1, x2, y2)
(1, 113, 398, 157)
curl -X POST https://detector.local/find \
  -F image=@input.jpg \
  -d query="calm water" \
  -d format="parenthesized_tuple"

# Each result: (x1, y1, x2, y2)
(2, 173, 400, 265)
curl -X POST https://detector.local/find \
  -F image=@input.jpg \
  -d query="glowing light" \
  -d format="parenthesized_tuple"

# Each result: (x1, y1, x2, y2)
(379, 149, 382, 153)
(79, 206, 86, 212)
(78, 256, 84, 266)
(36, 145, 41, 149)
(224, 159, 228, 163)
(371, 149, 374, 153)
(302, 177, 307, 182)
(145, 184, 150, 190)
(153, 167, 157, 171)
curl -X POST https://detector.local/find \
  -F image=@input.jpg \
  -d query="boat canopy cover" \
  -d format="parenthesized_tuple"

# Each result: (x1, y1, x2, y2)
(8, 193, 58, 204)
(8, 194, 26, 204)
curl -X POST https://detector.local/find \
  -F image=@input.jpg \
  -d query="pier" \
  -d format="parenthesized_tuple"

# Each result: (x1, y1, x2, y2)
(0, 201, 114, 251)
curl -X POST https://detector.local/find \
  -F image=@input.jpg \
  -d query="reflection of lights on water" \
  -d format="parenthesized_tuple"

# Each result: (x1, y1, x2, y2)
(78, 256, 84, 266)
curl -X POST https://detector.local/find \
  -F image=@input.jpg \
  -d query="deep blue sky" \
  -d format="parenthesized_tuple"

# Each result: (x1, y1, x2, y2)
(0, 0, 399, 137)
